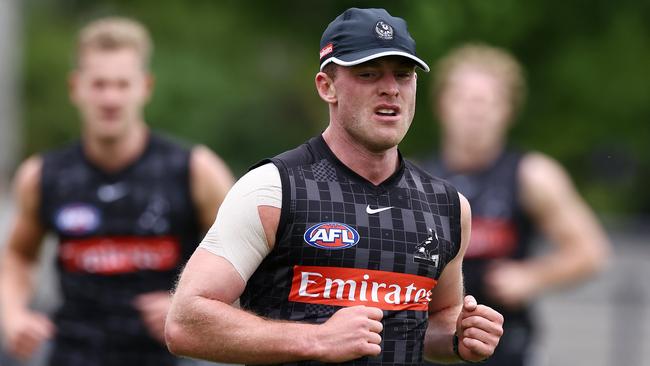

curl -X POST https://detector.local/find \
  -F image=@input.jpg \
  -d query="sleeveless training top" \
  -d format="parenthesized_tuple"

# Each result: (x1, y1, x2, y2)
(240, 135, 462, 366)
(423, 150, 534, 327)
(39, 133, 200, 360)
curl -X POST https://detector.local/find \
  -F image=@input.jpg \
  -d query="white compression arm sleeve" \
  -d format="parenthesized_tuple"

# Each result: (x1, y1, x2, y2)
(199, 163, 281, 282)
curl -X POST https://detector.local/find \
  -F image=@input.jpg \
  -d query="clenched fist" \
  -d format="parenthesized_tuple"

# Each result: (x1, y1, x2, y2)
(455, 295, 504, 362)
(313, 305, 384, 363)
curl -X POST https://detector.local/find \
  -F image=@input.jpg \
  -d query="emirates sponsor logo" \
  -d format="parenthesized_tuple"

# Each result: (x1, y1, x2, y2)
(289, 265, 436, 311)
(466, 218, 517, 258)
(320, 43, 333, 59)
(59, 236, 180, 275)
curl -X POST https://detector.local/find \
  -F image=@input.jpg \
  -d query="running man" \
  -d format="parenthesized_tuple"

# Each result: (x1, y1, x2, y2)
(166, 8, 503, 365)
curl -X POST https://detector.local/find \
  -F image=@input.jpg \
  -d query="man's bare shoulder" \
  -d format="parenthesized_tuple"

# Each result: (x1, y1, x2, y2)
(13, 156, 43, 198)
(519, 152, 570, 185)
(518, 151, 581, 216)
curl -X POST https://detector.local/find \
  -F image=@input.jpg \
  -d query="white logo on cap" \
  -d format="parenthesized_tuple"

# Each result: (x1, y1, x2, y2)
(375, 21, 394, 40)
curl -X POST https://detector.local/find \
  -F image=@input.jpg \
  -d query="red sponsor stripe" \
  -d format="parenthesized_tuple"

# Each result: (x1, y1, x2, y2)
(59, 236, 180, 275)
(320, 43, 333, 59)
(289, 265, 436, 311)
(465, 218, 518, 258)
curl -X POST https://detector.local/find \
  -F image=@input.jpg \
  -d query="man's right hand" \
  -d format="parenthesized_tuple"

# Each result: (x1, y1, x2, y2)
(3, 309, 55, 360)
(313, 305, 384, 363)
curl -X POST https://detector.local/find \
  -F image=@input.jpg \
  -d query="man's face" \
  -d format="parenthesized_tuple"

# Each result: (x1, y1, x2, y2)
(329, 57, 417, 152)
(437, 65, 513, 150)
(70, 48, 152, 141)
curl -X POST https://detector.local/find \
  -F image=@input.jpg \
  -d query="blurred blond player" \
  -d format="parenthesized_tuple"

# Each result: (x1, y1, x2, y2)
(422, 43, 610, 366)
(0, 17, 234, 366)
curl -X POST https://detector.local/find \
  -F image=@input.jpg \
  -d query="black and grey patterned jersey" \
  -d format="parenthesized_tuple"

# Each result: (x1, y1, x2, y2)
(39, 132, 200, 365)
(422, 150, 533, 306)
(422, 150, 535, 366)
(240, 135, 462, 366)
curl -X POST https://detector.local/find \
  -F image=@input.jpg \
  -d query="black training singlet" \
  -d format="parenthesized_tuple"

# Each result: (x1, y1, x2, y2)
(39, 133, 200, 365)
(423, 150, 535, 366)
(240, 135, 462, 366)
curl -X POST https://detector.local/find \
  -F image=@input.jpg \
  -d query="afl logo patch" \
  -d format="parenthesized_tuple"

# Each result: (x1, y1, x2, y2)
(304, 222, 360, 250)
(375, 20, 394, 40)
(55, 203, 101, 235)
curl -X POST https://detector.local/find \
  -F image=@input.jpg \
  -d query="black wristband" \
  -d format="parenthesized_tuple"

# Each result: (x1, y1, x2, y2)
(453, 333, 485, 364)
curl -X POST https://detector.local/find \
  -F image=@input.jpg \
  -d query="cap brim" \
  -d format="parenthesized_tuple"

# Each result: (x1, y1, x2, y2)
(320, 48, 430, 72)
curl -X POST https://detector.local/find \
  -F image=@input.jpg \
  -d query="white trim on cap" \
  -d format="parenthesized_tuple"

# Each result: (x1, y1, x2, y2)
(320, 51, 430, 72)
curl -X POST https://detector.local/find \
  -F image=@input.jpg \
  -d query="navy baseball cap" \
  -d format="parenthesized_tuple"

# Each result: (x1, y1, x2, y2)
(319, 8, 430, 72)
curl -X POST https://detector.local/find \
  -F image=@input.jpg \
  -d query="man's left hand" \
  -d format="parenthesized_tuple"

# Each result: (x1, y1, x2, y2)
(455, 295, 504, 362)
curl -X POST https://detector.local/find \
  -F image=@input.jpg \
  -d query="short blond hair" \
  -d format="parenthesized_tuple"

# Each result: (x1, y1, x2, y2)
(76, 17, 153, 68)
(433, 43, 527, 114)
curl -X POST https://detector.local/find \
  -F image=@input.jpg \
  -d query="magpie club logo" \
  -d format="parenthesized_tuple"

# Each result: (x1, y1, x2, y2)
(375, 20, 394, 40)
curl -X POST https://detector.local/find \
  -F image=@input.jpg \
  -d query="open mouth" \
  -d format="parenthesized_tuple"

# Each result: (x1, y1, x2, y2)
(100, 107, 121, 120)
(375, 106, 399, 117)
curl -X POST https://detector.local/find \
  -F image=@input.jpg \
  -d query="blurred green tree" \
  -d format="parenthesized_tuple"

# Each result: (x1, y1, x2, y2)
(20, 0, 650, 215)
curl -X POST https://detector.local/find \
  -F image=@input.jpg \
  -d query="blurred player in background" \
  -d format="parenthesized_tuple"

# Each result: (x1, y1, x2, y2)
(0, 17, 234, 366)
(422, 43, 610, 366)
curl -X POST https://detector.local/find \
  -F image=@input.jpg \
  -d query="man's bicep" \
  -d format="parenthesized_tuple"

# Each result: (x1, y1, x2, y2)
(6, 156, 46, 260)
(427, 253, 463, 314)
(519, 153, 603, 247)
(199, 163, 281, 281)
(175, 248, 246, 304)
(428, 193, 471, 313)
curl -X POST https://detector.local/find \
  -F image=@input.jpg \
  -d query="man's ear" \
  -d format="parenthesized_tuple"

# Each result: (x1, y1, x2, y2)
(315, 72, 337, 104)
